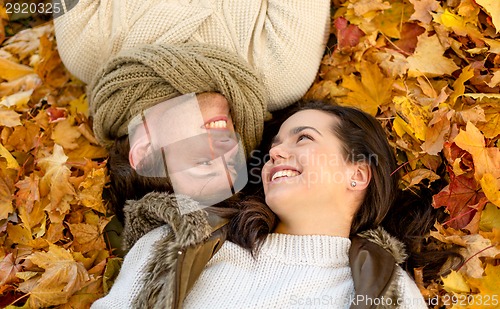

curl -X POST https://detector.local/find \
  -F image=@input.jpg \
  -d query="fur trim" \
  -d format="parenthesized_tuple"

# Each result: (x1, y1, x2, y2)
(122, 192, 213, 308)
(357, 226, 408, 264)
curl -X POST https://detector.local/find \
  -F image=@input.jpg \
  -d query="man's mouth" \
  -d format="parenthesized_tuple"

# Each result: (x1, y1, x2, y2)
(204, 117, 228, 129)
(271, 169, 300, 182)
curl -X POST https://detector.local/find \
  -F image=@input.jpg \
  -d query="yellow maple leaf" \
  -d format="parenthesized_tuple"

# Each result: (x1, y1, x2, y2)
(449, 65, 474, 105)
(78, 168, 107, 214)
(0, 142, 19, 170)
(480, 174, 500, 208)
(442, 270, 470, 293)
(454, 122, 500, 181)
(466, 264, 500, 308)
(407, 33, 459, 77)
(393, 96, 429, 141)
(475, 0, 500, 34)
(478, 109, 500, 139)
(372, 1, 413, 39)
(434, 9, 484, 39)
(68, 94, 89, 117)
(340, 61, 393, 115)
(27, 244, 90, 307)
(37, 144, 76, 223)
(479, 203, 500, 232)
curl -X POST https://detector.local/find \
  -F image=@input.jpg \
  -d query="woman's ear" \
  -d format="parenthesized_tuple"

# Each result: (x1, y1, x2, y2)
(129, 137, 151, 170)
(348, 163, 371, 190)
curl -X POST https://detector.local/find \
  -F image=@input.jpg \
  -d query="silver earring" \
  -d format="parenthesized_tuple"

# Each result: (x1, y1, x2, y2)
(351, 181, 357, 187)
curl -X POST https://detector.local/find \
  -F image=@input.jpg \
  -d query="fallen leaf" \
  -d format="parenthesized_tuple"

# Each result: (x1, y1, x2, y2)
(37, 144, 76, 223)
(449, 65, 474, 105)
(51, 117, 82, 150)
(442, 270, 470, 293)
(480, 174, 500, 207)
(454, 121, 500, 181)
(409, 0, 440, 24)
(0, 109, 21, 127)
(407, 33, 460, 77)
(475, 0, 500, 33)
(433, 170, 488, 229)
(402, 168, 441, 189)
(458, 234, 500, 278)
(479, 203, 500, 232)
(0, 57, 34, 81)
(27, 244, 90, 307)
(340, 61, 394, 115)
(0, 253, 22, 286)
(0, 170, 14, 221)
(78, 168, 107, 213)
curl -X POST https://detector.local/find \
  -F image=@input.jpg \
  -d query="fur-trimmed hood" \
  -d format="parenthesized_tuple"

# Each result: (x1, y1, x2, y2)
(122, 192, 409, 309)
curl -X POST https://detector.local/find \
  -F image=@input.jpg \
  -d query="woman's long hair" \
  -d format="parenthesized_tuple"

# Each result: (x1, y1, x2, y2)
(226, 100, 461, 281)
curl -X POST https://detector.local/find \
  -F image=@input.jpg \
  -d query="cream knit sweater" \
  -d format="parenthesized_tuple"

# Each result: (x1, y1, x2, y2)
(91, 226, 428, 309)
(54, 0, 331, 111)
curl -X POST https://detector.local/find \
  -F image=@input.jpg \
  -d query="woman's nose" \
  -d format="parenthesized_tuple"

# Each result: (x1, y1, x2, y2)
(269, 144, 290, 162)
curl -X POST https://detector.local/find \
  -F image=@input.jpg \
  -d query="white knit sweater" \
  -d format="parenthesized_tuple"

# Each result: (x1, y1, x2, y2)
(91, 226, 428, 308)
(54, 0, 331, 111)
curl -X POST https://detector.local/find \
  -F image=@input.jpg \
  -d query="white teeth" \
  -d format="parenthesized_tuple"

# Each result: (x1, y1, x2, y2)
(271, 169, 299, 182)
(205, 120, 227, 129)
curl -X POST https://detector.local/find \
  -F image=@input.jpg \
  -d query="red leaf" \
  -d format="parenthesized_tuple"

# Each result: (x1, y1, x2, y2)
(334, 17, 365, 49)
(433, 168, 488, 229)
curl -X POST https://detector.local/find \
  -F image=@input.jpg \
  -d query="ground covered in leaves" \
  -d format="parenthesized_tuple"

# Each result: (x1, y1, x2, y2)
(1, 0, 499, 308)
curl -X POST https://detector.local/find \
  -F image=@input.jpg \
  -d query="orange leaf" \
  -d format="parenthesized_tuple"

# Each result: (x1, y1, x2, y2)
(38, 144, 76, 223)
(454, 121, 500, 181)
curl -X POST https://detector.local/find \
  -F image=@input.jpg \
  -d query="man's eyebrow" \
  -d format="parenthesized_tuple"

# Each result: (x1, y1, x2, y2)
(270, 126, 322, 146)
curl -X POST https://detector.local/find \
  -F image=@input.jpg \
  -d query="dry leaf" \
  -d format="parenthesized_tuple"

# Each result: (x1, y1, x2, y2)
(340, 61, 393, 115)
(407, 33, 460, 77)
(27, 244, 90, 307)
(0, 109, 21, 127)
(475, 0, 500, 33)
(409, 0, 439, 24)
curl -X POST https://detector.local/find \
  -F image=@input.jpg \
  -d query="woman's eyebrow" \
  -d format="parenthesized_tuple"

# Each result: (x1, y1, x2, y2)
(270, 126, 323, 146)
(291, 126, 323, 137)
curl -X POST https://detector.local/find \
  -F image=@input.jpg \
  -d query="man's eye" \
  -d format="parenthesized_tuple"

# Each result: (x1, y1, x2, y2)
(197, 160, 212, 166)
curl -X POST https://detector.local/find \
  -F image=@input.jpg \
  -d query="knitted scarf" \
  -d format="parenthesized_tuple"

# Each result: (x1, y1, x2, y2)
(88, 43, 267, 156)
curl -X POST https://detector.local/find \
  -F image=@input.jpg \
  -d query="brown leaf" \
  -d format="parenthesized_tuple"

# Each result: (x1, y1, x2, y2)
(0, 253, 22, 286)
(68, 212, 109, 253)
(401, 168, 441, 189)
(0, 168, 14, 221)
(34, 34, 70, 88)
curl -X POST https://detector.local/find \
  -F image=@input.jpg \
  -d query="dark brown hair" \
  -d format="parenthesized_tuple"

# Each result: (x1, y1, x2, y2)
(227, 100, 461, 281)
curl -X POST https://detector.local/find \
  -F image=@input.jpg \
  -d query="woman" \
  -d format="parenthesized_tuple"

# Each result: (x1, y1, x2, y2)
(98, 101, 457, 308)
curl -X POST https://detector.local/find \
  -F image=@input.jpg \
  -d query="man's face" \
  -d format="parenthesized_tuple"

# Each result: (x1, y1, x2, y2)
(128, 93, 247, 211)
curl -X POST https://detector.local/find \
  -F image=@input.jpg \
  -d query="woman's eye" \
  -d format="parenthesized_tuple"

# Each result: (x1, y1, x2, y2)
(297, 134, 313, 142)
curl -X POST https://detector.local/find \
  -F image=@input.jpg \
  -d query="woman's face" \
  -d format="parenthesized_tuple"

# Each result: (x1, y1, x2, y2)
(262, 110, 356, 221)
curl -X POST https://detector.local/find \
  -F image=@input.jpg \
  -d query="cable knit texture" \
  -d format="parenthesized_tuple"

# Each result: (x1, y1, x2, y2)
(90, 192, 428, 309)
(54, 0, 331, 111)
(88, 44, 266, 154)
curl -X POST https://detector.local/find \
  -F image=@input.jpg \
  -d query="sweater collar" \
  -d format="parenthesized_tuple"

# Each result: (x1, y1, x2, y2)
(258, 233, 351, 267)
